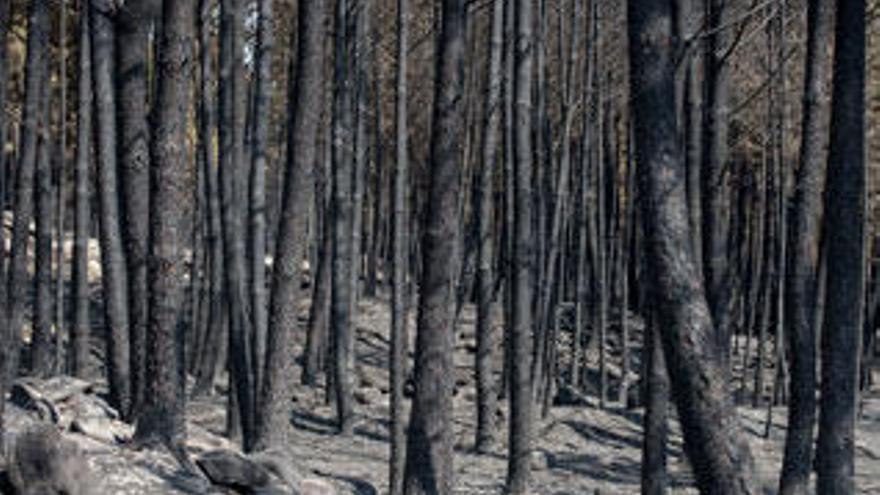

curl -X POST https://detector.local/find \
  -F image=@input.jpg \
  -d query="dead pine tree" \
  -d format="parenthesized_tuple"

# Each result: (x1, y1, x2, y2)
(389, 0, 410, 491)
(255, 0, 326, 451)
(133, 0, 195, 450)
(778, 0, 832, 493)
(401, 0, 466, 492)
(71, 0, 93, 379)
(816, 0, 866, 492)
(116, 0, 158, 415)
(218, 0, 256, 450)
(627, 1, 761, 493)
(507, 0, 535, 490)
(474, 0, 504, 453)
(90, 0, 133, 419)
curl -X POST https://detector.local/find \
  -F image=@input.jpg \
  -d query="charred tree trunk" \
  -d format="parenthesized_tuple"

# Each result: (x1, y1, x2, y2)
(134, 0, 195, 449)
(248, 0, 273, 398)
(816, 0, 866, 492)
(507, 0, 535, 490)
(33, 93, 54, 377)
(627, 2, 759, 493)
(193, 0, 225, 397)
(219, 0, 255, 450)
(254, 0, 326, 450)
(331, 0, 356, 437)
(7, 0, 50, 390)
(116, 0, 157, 415)
(475, 0, 504, 453)
(402, 0, 465, 492)
(71, 0, 93, 379)
(389, 0, 410, 491)
(779, 0, 832, 493)
(641, 317, 669, 495)
(91, 0, 133, 418)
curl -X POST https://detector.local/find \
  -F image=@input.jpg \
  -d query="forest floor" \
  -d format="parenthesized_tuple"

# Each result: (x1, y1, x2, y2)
(4, 228, 880, 493)
(183, 294, 880, 495)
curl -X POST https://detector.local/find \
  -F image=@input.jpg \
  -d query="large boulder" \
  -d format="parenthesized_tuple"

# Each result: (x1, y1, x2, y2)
(8, 424, 94, 495)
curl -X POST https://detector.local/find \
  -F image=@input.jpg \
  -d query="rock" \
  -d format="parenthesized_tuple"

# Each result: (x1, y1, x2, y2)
(197, 449, 273, 492)
(249, 448, 304, 489)
(10, 381, 60, 424)
(530, 450, 551, 471)
(35, 376, 94, 403)
(70, 416, 133, 444)
(9, 424, 93, 495)
(300, 478, 336, 495)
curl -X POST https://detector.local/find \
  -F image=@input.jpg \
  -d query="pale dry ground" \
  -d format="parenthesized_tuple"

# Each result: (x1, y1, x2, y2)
(187, 296, 880, 495)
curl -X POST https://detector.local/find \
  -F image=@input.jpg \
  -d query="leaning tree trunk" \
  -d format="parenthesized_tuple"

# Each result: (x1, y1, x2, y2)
(389, 0, 410, 491)
(507, 0, 535, 490)
(816, 0, 866, 492)
(116, 0, 156, 415)
(218, 0, 255, 450)
(779, 0, 832, 493)
(402, 0, 465, 493)
(254, 0, 326, 451)
(641, 317, 669, 495)
(91, 0, 133, 420)
(71, 0, 93, 379)
(474, 0, 504, 454)
(134, 0, 195, 450)
(627, 2, 759, 493)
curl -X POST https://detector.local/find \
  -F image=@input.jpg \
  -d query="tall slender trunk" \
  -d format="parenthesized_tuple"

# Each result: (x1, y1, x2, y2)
(248, 0, 273, 399)
(778, 1, 831, 493)
(219, 0, 255, 450)
(628, 1, 759, 492)
(331, 0, 356, 437)
(641, 317, 668, 495)
(475, 0, 504, 453)
(55, 0, 68, 375)
(389, 0, 410, 491)
(91, 0, 133, 418)
(402, 0, 465, 493)
(816, 0, 866, 492)
(7, 0, 50, 390)
(71, 0, 93, 379)
(507, 0, 535, 490)
(134, 0, 195, 450)
(33, 86, 54, 377)
(117, 0, 155, 416)
(193, 0, 225, 397)
(254, 0, 326, 450)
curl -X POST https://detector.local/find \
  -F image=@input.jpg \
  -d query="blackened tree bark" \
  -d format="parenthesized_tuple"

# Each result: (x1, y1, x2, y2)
(0, 0, 7, 218)
(116, 0, 158, 415)
(701, 0, 734, 364)
(134, 0, 195, 449)
(389, 0, 410, 491)
(332, 0, 356, 437)
(402, 0, 465, 492)
(219, 0, 255, 450)
(627, 1, 759, 493)
(71, 0, 93, 379)
(507, 0, 534, 490)
(641, 319, 669, 495)
(193, 0, 225, 397)
(54, 0, 69, 375)
(6, 0, 50, 388)
(254, 0, 326, 451)
(91, 0, 132, 419)
(33, 99, 54, 377)
(779, 0, 832, 493)
(474, 0, 503, 454)
(816, 0, 866, 492)
(248, 0, 273, 397)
